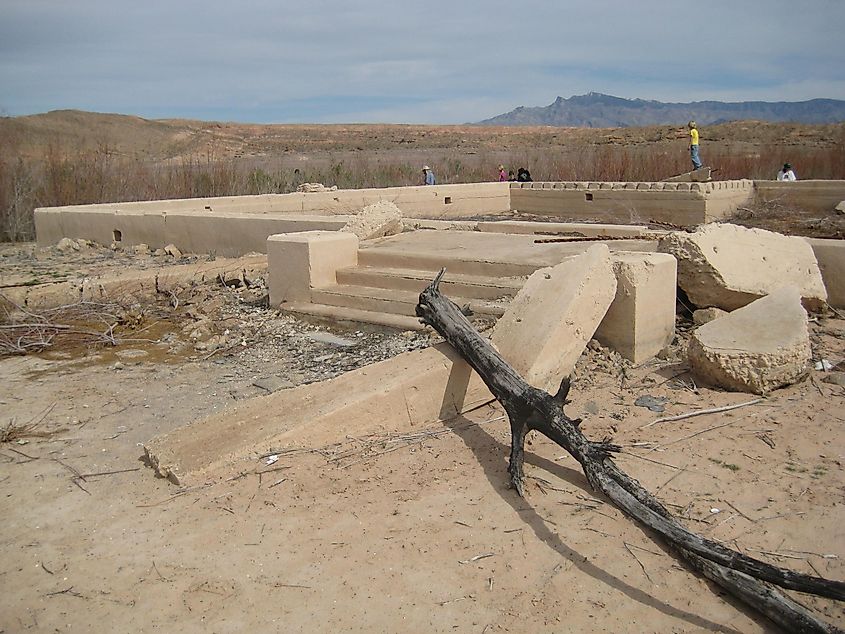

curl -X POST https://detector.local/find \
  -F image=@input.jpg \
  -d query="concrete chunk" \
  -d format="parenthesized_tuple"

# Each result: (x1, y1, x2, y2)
(688, 286, 811, 394)
(804, 237, 845, 309)
(692, 307, 728, 326)
(659, 223, 827, 311)
(595, 252, 677, 364)
(341, 200, 403, 240)
(491, 244, 617, 392)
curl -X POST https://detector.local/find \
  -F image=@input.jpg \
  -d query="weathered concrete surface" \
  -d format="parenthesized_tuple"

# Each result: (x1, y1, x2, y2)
(594, 252, 677, 364)
(476, 220, 656, 238)
(267, 231, 358, 305)
(688, 286, 811, 394)
(664, 167, 712, 183)
(490, 244, 617, 393)
(2, 255, 267, 309)
(692, 307, 728, 326)
(754, 180, 845, 214)
(659, 223, 827, 312)
(341, 200, 403, 240)
(143, 343, 493, 485)
(804, 237, 845, 309)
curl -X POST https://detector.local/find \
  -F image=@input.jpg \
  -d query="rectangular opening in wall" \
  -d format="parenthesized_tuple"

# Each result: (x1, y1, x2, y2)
(585, 193, 593, 201)
(113, 229, 122, 242)
(444, 197, 452, 204)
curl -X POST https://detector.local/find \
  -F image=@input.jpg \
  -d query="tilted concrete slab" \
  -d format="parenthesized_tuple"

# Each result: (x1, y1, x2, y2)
(490, 244, 617, 393)
(659, 223, 827, 312)
(688, 286, 811, 394)
(804, 237, 845, 309)
(594, 252, 677, 364)
(143, 343, 493, 485)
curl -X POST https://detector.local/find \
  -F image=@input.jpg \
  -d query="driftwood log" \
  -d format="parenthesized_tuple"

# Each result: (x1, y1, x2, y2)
(416, 269, 844, 634)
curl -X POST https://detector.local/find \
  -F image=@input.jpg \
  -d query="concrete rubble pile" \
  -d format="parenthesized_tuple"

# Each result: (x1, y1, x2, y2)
(341, 200, 404, 241)
(660, 223, 831, 394)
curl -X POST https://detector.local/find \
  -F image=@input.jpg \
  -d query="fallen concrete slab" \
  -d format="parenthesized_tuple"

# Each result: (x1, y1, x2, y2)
(688, 286, 811, 394)
(692, 307, 728, 326)
(594, 252, 677, 364)
(490, 244, 617, 392)
(659, 223, 827, 311)
(341, 200, 403, 240)
(143, 342, 493, 485)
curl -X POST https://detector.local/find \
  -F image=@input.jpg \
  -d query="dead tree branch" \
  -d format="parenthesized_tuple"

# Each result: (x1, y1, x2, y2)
(416, 268, 843, 634)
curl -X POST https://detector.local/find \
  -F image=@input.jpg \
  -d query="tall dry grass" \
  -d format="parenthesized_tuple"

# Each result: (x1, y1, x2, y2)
(1, 136, 843, 242)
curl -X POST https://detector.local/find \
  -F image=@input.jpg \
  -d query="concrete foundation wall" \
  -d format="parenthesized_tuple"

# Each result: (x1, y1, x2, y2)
(753, 180, 845, 214)
(510, 180, 754, 225)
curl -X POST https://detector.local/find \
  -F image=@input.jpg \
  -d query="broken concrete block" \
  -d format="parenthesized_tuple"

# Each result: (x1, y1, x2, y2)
(267, 231, 358, 304)
(835, 201, 845, 215)
(692, 307, 728, 326)
(341, 200, 403, 240)
(804, 237, 845, 309)
(688, 286, 811, 394)
(56, 237, 81, 252)
(491, 244, 617, 393)
(594, 252, 677, 364)
(659, 223, 827, 312)
(164, 243, 182, 258)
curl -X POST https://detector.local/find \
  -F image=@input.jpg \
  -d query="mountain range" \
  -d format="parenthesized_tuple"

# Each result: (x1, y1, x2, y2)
(477, 93, 845, 127)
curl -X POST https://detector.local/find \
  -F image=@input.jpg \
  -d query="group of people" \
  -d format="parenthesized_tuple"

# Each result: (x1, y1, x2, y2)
(421, 164, 532, 185)
(421, 122, 798, 185)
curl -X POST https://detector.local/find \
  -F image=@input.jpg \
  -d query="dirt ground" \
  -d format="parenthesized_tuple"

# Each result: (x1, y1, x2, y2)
(1, 243, 844, 633)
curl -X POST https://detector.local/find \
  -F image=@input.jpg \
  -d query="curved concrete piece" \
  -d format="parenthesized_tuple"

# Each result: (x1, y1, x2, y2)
(688, 286, 811, 394)
(659, 223, 827, 312)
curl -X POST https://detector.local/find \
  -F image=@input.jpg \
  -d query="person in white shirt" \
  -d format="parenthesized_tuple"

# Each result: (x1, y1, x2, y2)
(777, 162, 797, 181)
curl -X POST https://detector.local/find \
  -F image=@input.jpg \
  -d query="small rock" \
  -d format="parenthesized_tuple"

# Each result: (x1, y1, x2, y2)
(153, 248, 167, 257)
(634, 395, 669, 412)
(56, 237, 80, 252)
(822, 372, 845, 387)
(835, 201, 845, 215)
(305, 332, 358, 348)
(133, 243, 150, 255)
(112, 361, 126, 371)
(693, 307, 728, 326)
(252, 376, 294, 393)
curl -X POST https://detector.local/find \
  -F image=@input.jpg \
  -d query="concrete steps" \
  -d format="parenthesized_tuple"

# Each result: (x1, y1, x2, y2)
(310, 284, 510, 318)
(283, 265, 520, 329)
(357, 246, 539, 277)
(281, 302, 428, 331)
(336, 266, 524, 300)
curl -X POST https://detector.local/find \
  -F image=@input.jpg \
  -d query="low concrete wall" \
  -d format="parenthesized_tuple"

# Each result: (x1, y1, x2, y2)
(805, 237, 845, 309)
(34, 183, 511, 250)
(753, 180, 845, 214)
(509, 180, 754, 226)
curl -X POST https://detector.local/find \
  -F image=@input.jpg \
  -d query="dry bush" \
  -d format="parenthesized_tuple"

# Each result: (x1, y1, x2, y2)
(1, 131, 843, 243)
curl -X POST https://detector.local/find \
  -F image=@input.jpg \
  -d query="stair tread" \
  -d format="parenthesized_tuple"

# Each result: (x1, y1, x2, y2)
(338, 265, 526, 289)
(281, 302, 428, 331)
(313, 284, 512, 307)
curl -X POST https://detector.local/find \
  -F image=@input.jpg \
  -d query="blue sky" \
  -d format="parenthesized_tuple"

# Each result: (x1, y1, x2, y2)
(1, 0, 844, 124)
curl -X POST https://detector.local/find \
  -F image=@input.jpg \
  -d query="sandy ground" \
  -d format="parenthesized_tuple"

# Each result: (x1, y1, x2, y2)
(1, 247, 844, 633)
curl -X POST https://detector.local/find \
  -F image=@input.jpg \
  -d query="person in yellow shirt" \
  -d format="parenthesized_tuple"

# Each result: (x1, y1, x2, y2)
(688, 121, 702, 170)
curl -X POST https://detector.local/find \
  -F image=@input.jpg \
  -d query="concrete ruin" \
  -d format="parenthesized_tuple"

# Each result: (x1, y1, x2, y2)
(28, 178, 845, 480)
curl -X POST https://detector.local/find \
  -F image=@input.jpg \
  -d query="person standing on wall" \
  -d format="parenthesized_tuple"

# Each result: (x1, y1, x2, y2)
(777, 162, 797, 181)
(422, 165, 436, 185)
(687, 121, 703, 170)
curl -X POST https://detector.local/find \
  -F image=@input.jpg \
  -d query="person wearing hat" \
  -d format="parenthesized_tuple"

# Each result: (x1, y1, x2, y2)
(422, 165, 436, 186)
(777, 162, 797, 181)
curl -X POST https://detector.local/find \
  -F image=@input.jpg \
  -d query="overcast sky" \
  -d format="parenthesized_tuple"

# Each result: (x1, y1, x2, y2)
(2, 0, 844, 124)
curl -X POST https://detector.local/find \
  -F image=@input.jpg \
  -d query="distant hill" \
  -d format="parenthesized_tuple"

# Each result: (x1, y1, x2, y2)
(477, 93, 845, 127)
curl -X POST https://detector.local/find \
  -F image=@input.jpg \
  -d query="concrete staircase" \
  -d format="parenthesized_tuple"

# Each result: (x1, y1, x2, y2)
(283, 259, 528, 330)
